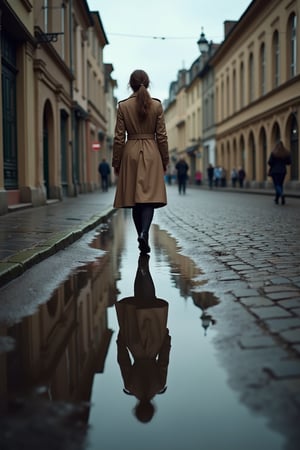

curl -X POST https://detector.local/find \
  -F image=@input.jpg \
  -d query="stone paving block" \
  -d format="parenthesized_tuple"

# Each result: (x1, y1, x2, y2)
(239, 335, 277, 348)
(264, 360, 300, 379)
(293, 344, 300, 354)
(265, 317, 300, 332)
(279, 328, 300, 344)
(263, 285, 299, 293)
(7, 249, 42, 267)
(292, 308, 300, 316)
(250, 306, 292, 319)
(228, 264, 254, 271)
(235, 288, 260, 298)
(267, 291, 300, 301)
(239, 297, 274, 307)
(216, 271, 240, 281)
(269, 277, 292, 284)
(278, 298, 300, 309)
(0, 262, 23, 287)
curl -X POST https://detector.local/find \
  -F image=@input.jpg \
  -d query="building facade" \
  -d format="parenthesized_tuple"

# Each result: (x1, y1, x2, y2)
(213, 0, 300, 188)
(0, 0, 116, 215)
(164, 0, 300, 189)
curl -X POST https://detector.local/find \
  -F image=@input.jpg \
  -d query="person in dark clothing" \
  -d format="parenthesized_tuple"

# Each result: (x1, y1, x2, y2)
(238, 167, 246, 188)
(207, 164, 214, 189)
(268, 140, 291, 205)
(175, 157, 189, 194)
(98, 158, 111, 192)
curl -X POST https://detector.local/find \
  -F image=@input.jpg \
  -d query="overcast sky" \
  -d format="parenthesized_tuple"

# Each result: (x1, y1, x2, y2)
(87, 0, 251, 102)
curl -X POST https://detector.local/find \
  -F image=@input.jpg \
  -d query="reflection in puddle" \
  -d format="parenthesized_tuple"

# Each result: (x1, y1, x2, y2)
(0, 210, 285, 450)
(115, 255, 170, 423)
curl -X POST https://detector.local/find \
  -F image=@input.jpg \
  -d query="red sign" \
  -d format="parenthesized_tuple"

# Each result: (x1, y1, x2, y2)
(92, 142, 101, 151)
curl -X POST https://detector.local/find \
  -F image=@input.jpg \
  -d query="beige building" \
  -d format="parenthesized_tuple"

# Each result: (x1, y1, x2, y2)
(165, 0, 299, 189)
(164, 65, 203, 183)
(213, 0, 299, 188)
(0, 0, 115, 215)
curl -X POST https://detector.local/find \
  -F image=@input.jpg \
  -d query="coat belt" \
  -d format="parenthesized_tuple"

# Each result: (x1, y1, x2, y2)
(127, 134, 155, 140)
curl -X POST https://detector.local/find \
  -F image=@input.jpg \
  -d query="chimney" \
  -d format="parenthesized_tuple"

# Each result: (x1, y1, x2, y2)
(224, 20, 237, 38)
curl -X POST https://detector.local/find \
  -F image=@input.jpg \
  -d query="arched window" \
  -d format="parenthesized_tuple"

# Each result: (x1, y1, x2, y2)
(290, 114, 298, 180)
(260, 43, 266, 95)
(272, 30, 280, 87)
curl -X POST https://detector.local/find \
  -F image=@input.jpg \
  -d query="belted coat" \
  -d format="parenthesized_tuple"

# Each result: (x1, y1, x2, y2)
(112, 93, 169, 208)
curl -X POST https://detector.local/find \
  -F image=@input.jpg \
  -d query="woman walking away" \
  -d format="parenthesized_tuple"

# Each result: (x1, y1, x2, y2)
(112, 69, 169, 254)
(268, 140, 291, 205)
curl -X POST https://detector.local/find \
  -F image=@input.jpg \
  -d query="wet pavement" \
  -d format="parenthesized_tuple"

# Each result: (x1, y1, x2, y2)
(0, 185, 300, 449)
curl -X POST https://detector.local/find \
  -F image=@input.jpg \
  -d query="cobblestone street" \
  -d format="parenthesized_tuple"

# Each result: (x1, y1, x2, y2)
(156, 185, 300, 449)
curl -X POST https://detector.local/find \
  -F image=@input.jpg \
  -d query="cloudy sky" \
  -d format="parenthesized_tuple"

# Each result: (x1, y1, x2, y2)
(87, 0, 251, 102)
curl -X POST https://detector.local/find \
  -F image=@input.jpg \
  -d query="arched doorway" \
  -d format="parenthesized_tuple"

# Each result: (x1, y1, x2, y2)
(43, 100, 54, 199)
(248, 132, 256, 181)
(271, 122, 281, 147)
(259, 127, 267, 181)
(289, 114, 298, 181)
(2, 33, 18, 191)
(239, 135, 245, 169)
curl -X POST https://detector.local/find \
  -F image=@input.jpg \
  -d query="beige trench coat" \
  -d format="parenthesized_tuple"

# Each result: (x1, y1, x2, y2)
(112, 94, 169, 208)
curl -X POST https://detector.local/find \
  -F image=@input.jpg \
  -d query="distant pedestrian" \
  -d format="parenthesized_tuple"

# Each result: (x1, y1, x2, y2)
(98, 158, 111, 192)
(195, 171, 202, 185)
(175, 156, 189, 194)
(220, 167, 227, 187)
(207, 163, 214, 189)
(231, 168, 238, 187)
(268, 140, 291, 205)
(214, 166, 222, 187)
(238, 167, 246, 188)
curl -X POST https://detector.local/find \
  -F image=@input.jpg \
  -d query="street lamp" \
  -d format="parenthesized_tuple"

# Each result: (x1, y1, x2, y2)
(197, 28, 209, 54)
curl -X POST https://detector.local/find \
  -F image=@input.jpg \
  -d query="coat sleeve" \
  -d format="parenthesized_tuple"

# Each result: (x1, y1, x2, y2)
(112, 104, 126, 170)
(155, 103, 169, 169)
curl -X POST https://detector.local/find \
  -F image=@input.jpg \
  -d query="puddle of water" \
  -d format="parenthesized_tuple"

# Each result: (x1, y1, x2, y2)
(0, 210, 286, 450)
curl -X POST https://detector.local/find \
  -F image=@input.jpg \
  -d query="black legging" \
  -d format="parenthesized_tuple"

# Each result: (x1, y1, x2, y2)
(132, 204, 154, 237)
(272, 173, 286, 199)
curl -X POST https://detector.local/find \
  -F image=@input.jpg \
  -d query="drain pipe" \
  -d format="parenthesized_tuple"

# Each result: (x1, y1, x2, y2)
(69, 0, 77, 196)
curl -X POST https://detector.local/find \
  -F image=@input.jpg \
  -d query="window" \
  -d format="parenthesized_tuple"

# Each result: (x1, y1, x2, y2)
(232, 69, 236, 112)
(289, 13, 297, 77)
(43, 0, 48, 32)
(273, 30, 280, 87)
(249, 53, 254, 102)
(240, 61, 244, 108)
(260, 43, 266, 95)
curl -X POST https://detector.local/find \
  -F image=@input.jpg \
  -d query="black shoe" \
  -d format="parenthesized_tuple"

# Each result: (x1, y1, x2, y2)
(274, 196, 279, 204)
(281, 196, 285, 205)
(138, 232, 150, 254)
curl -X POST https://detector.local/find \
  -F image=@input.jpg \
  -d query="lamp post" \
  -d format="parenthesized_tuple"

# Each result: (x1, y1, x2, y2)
(197, 28, 209, 54)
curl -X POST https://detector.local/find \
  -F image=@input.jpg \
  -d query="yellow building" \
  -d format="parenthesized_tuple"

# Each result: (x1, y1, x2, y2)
(213, 0, 299, 188)
(165, 0, 299, 189)
(164, 66, 203, 183)
(0, 1, 115, 215)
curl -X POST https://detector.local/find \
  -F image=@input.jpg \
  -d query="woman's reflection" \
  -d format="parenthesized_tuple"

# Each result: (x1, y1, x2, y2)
(115, 254, 171, 423)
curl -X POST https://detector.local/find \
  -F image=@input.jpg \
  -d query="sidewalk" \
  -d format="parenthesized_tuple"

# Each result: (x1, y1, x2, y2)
(0, 189, 116, 288)
(0, 184, 299, 288)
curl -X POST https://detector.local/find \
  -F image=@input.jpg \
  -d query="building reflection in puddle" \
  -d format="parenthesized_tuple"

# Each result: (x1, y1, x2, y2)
(115, 254, 171, 423)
